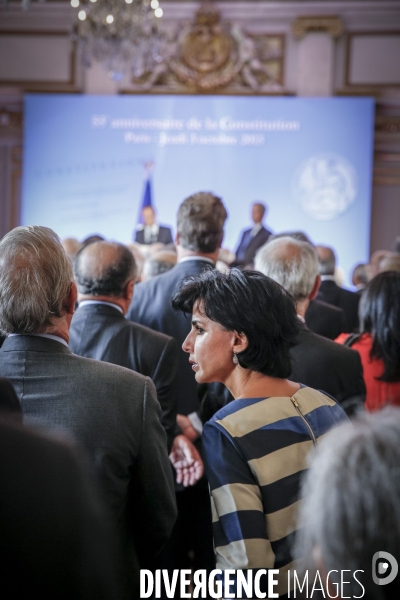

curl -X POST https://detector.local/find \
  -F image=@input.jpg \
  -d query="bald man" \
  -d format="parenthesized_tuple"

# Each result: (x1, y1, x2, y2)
(70, 241, 179, 450)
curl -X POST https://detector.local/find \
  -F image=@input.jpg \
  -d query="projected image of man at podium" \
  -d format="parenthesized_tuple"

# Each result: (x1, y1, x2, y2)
(233, 202, 272, 267)
(135, 206, 174, 246)
(134, 163, 174, 247)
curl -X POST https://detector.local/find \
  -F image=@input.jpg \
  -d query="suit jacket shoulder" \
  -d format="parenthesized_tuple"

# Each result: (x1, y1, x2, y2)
(127, 259, 215, 415)
(127, 260, 213, 330)
(70, 305, 178, 451)
(290, 326, 365, 414)
(317, 281, 360, 332)
(305, 298, 347, 340)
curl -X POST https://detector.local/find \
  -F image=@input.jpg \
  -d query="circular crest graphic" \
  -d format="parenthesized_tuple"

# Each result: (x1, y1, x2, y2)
(292, 154, 358, 221)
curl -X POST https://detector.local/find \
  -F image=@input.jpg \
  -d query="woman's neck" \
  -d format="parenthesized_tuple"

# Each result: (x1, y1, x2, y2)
(224, 367, 300, 400)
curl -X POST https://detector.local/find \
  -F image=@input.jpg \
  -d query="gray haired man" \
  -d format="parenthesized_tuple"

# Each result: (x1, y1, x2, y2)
(255, 236, 366, 414)
(0, 225, 177, 596)
(294, 408, 400, 599)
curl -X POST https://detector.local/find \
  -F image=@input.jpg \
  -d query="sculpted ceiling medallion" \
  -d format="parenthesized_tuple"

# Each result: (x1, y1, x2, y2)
(130, 1, 285, 94)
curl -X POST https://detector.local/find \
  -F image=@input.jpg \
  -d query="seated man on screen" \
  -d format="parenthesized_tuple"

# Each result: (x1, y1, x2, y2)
(135, 206, 173, 246)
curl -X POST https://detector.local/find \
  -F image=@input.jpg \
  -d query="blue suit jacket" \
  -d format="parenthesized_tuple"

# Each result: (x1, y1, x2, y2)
(127, 258, 214, 416)
(235, 225, 272, 265)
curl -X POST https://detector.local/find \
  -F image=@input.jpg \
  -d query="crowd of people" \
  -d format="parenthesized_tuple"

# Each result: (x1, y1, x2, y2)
(0, 192, 400, 599)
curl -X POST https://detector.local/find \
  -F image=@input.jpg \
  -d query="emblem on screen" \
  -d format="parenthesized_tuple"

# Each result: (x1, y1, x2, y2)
(292, 154, 358, 221)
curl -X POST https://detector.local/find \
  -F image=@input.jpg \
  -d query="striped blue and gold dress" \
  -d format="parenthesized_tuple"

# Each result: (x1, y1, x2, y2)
(202, 385, 348, 597)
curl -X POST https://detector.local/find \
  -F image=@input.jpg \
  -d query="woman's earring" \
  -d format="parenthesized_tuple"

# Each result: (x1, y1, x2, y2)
(233, 353, 239, 365)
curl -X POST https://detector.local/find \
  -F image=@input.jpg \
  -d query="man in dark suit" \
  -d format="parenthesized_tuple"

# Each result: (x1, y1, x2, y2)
(0, 225, 177, 596)
(70, 240, 178, 452)
(0, 415, 125, 600)
(127, 191, 228, 574)
(234, 202, 272, 266)
(135, 206, 173, 245)
(255, 236, 366, 415)
(305, 298, 347, 340)
(316, 245, 360, 332)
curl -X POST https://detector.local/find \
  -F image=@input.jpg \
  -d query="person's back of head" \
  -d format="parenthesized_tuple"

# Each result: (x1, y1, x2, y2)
(378, 254, 400, 274)
(81, 234, 105, 249)
(176, 192, 227, 253)
(255, 236, 318, 302)
(74, 241, 136, 298)
(352, 263, 370, 288)
(316, 245, 336, 275)
(126, 244, 145, 282)
(359, 271, 400, 382)
(0, 226, 73, 335)
(142, 251, 177, 281)
(268, 230, 312, 245)
(295, 408, 400, 600)
(62, 237, 82, 262)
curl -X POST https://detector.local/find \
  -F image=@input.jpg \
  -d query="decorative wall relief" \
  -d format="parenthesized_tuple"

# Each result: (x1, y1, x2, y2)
(129, 2, 285, 94)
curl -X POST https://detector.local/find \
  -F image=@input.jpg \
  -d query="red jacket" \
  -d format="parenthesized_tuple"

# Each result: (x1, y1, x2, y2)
(335, 333, 400, 411)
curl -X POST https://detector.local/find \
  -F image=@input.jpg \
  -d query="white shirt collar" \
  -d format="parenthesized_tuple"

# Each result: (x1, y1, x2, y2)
(144, 223, 159, 243)
(78, 300, 124, 315)
(144, 223, 159, 233)
(297, 314, 306, 324)
(251, 222, 263, 235)
(8, 333, 69, 347)
(178, 256, 215, 266)
(320, 275, 336, 282)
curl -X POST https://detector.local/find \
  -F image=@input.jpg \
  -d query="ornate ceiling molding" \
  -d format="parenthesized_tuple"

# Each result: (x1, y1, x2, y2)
(291, 15, 343, 39)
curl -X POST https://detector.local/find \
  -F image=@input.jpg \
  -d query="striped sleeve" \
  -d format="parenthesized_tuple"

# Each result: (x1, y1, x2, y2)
(202, 419, 275, 571)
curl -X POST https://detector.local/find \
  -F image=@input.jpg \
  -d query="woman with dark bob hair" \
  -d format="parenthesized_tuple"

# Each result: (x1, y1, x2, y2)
(336, 270, 400, 411)
(172, 268, 347, 596)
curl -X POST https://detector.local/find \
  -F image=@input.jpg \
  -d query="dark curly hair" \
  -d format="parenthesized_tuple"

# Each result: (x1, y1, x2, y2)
(172, 268, 299, 378)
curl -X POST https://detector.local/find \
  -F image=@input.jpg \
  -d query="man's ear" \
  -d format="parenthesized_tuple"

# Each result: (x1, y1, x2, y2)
(124, 279, 134, 302)
(67, 282, 78, 315)
(232, 332, 249, 355)
(309, 275, 321, 300)
(175, 232, 180, 246)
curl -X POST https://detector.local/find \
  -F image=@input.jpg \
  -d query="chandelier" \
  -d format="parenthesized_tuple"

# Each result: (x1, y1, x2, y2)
(70, 0, 165, 81)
